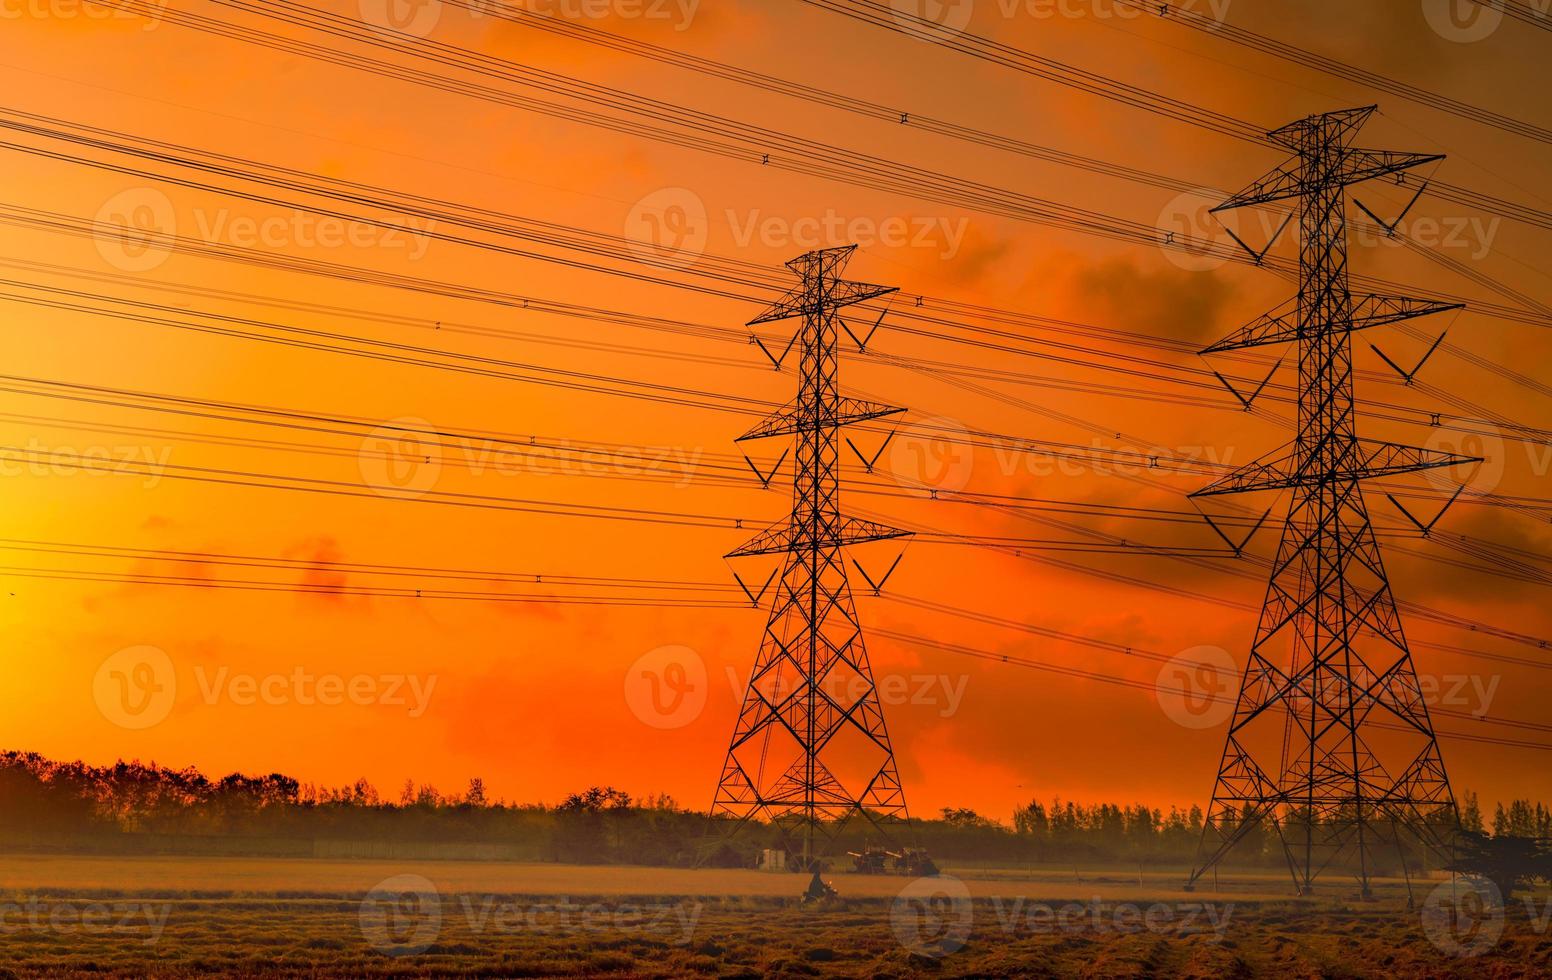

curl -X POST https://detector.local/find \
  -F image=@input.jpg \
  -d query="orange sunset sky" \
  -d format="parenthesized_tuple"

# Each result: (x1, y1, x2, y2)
(1, 0, 1549, 822)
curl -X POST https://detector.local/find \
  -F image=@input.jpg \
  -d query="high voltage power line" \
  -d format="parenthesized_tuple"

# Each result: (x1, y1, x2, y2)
(7, 279, 1543, 529)
(8, 97, 1550, 416)
(876, 630, 1552, 753)
(442, 0, 1552, 235)
(8, 101, 1552, 395)
(57, 2, 1552, 313)
(1104, 0, 1552, 147)
(2, 0, 1543, 871)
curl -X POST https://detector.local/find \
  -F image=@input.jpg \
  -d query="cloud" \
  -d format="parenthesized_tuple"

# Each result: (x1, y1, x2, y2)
(1071, 256, 1238, 345)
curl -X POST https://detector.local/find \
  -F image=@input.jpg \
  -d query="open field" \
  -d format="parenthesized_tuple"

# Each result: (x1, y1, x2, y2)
(0, 855, 1547, 977)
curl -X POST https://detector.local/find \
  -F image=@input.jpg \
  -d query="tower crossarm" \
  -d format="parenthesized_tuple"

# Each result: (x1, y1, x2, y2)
(1210, 159, 1305, 211)
(1212, 148, 1442, 211)
(749, 281, 899, 325)
(737, 398, 905, 441)
(726, 515, 912, 558)
(1202, 294, 1463, 353)
(1192, 439, 1480, 497)
(1335, 148, 1445, 189)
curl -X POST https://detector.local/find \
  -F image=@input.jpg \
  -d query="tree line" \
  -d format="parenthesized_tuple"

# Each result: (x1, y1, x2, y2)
(0, 751, 1542, 870)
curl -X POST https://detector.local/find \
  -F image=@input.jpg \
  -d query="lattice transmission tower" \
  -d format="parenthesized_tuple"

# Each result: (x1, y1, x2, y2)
(708, 245, 911, 871)
(1186, 107, 1478, 897)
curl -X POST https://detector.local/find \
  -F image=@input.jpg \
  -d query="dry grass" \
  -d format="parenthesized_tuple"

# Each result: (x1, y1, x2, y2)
(0, 855, 1545, 978)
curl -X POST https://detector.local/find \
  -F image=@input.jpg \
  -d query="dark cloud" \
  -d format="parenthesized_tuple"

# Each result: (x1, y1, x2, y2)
(1071, 257, 1238, 345)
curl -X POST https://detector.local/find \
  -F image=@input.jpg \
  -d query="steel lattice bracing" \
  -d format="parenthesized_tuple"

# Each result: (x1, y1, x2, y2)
(1186, 107, 1477, 897)
(708, 246, 911, 870)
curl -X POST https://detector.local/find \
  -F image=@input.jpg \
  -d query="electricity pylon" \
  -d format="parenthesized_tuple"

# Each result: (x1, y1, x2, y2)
(708, 245, 911, 871)
(1186, 107, 1477, 897)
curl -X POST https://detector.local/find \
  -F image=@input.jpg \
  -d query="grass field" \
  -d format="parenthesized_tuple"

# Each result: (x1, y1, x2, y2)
(0, 855, 1546, 977)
